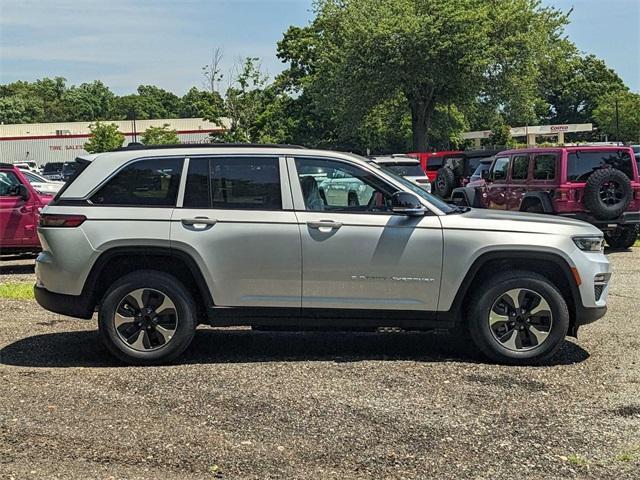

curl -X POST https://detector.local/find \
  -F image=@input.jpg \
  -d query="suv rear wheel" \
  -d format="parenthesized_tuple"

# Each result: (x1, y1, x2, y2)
(605, 225, 639, 249)
(98, 270, 197, 365)
(466, 271, 569, 365)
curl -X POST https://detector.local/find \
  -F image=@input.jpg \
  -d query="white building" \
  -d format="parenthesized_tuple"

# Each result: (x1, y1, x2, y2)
(0, 118, 229, 166)
(463, 123, 594, 148)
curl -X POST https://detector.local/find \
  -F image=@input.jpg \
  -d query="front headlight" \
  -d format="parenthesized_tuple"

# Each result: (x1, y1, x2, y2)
(573, 236, 604, 252)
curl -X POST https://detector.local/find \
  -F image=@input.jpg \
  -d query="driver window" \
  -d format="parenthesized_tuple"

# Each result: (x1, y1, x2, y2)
(294, 158, 396, 213)
(0, 172, 22, 196)
(491, 157, 509, 181)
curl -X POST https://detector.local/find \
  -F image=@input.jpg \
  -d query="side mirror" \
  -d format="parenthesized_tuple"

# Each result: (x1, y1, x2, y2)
(391, 192, 426, 216)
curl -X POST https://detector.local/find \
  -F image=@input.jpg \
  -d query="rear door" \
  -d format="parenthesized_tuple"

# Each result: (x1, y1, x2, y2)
(171, 155, 301, 309)
(289, 156, 443, 312)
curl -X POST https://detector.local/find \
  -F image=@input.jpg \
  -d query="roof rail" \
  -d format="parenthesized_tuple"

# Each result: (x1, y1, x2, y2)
(0, 162, 15, 168)
(112, 142, 307, 152)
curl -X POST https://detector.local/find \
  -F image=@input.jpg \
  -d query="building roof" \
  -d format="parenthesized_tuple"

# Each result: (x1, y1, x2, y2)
(0, 118, 229, 139)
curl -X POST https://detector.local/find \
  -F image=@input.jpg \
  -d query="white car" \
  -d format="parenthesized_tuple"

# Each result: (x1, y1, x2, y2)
(370, 155, 432, 192)
(13, 161, 40, 173)
(19, 169, 65, 196)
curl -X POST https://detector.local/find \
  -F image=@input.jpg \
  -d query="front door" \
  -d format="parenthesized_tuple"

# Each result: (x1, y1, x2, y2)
(508, 154, 531, 210)
(289, 156, 443, 312)
(485, 156, 510, 209)
(171, 156, 301, 308)
(0, 170, 33, 247)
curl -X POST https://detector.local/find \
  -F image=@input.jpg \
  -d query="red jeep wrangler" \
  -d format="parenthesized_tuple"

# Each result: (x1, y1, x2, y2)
(451, 146, 640, 248)
(408, 149, 501, 198)
(0, 163, 53, 254)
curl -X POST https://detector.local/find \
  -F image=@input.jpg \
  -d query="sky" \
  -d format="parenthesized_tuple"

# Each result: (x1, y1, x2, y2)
(0, 0, 638, 95)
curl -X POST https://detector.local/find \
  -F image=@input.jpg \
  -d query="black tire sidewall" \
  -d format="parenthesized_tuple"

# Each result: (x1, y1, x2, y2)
(98, 271, 197, 365)
(468, 273, 569, 364)
(605, 225, 639, 249)
(584, 168, 632, 220)
(435, 167, 456, 198)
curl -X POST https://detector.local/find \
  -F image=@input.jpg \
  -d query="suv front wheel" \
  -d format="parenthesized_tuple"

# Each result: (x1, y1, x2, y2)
(98, 270, 197, 365)
(466, 271, 569, 365)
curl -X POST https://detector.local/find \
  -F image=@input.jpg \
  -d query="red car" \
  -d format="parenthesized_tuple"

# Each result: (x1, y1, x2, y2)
(451, 146, 640, 248)
(407, 150, 462, 182)
(0, 163, 54, 254)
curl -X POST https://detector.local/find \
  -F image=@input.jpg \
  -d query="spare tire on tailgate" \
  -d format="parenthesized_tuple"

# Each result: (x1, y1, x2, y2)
(583, 168, 632, 220)
(434, 167, 457, 198)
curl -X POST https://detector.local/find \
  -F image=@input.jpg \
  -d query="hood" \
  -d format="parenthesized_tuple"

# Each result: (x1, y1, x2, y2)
(440, 208, 601, 236)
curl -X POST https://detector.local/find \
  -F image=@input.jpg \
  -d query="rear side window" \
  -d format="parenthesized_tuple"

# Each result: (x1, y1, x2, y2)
(491, 157, 509, 181)
(567, 150, 634, 182)
(210, 157, 281, 210)
(426, 156, 443, 171)
(91, 158, 183, 206)
(511, 155, 529, 180)
(533, 154, 557, 180)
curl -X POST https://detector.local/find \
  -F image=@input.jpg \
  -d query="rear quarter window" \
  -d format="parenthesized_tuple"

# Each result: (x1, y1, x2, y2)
(567, 150, 634, 182)
(91, 158, 183, 206)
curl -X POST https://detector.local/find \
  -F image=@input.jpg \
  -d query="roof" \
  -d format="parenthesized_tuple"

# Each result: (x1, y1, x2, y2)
(0, 117, 229, 139)
(369, 156, 420, 165)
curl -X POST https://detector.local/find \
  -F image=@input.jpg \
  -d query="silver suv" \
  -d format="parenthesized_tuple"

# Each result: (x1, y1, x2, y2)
(34, 144, 611, 365)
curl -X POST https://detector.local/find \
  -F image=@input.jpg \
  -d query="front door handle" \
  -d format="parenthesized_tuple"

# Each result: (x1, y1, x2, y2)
(307, 220, 342, 231)
(181, 217, 217, 226)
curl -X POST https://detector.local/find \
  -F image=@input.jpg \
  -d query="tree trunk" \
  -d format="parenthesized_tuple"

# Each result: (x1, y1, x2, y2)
(409, 97, 435, 152)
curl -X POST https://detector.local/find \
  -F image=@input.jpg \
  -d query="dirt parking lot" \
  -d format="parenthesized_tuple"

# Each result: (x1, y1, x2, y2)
(1, 250, 639, 479)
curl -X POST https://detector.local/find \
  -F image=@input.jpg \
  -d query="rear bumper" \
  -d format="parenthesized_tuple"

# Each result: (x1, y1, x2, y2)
(560, 211, 640, 227)
(34, 284, 94, 319)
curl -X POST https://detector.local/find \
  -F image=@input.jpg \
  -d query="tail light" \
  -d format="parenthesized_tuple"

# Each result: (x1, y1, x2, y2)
(39, 214, 86, 227)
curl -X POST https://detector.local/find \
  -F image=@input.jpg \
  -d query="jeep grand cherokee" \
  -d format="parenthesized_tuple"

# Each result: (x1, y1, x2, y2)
(34, 144, 610, 365)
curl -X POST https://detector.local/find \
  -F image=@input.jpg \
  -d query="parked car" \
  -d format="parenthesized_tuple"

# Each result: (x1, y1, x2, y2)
(1, 163, 53, 254)
(369, 155, 432, 192)
(42, 162, 64, 181)
(407, 150, 461, 183)
(61, 161, 80, 182)
(35, 144, 610, 366)
(20, 169, 65, 196)
(451, 146, 640, 248)
(13, 161, 40, 173)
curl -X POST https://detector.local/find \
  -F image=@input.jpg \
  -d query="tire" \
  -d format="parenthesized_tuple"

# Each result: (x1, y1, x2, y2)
(583, 168, 632, 220)
(465, 271, 569, 365)
(605, 225, 639, 249)
(98, 270, 197, 365)
(434, 167, 457, 198)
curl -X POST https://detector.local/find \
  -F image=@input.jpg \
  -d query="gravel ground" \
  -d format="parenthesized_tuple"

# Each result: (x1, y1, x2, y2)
(1, 250, 639, 479)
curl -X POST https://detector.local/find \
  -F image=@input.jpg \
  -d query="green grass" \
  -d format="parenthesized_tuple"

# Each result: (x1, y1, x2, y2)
(566, 454, 589, 467)
(634, 238, 640, 247)
(0, 282, 34, 300)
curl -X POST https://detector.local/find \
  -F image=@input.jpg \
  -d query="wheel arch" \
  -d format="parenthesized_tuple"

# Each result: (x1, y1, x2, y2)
(520, 192, 554, 213)
(83, 246, 214, 321)
(446, 250, 581, 335)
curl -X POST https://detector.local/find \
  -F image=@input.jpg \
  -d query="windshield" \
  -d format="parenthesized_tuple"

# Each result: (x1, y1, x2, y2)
(354, 155, 453, 213)
(23, 171, 48, 183)
(43, 163, 63, 173)
(62, 162, 78, 174)
(382, 164, 425, 176)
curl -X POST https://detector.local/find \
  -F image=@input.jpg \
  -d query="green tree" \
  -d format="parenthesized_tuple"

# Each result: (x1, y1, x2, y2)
(141, 124, 180, 145)
(208, 57, 270, 143)
(84, 122, 125, 153)
(62, 81, 114, 121)
(180, 87, 225, 120)
(593, 91, 640, 143)
(0, 96, 45, 124)
(487, 119, 514, 147)
(277, 0, 569, 151)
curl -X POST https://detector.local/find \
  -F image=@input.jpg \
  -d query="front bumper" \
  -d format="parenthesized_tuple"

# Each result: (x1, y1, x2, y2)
(575, 305, 607, 326)
(34, 284, 94, 319)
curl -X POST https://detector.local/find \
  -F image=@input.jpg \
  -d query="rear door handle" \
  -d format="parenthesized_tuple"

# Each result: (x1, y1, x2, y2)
(307, 220, 342, 231)
(181, 217, 217, 226)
